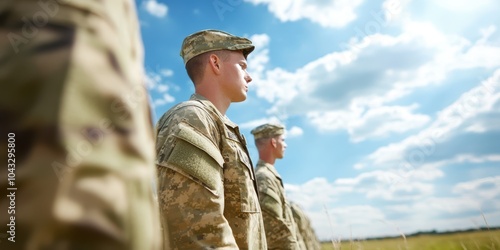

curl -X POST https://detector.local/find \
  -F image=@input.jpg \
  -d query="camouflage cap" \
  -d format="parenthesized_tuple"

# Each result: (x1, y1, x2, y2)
(180, 29, 255, 65)
(251, 123, 285, 140)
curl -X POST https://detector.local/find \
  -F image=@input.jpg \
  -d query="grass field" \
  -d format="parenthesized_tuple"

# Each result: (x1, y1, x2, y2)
(320, 229, 500, 250)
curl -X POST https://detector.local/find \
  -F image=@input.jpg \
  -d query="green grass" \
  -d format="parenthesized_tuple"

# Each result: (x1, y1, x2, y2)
(321, 229, 500, 250)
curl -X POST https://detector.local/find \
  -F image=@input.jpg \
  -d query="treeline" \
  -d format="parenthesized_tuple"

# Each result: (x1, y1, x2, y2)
(321, 226, 500, 243)
(409, 226, 500, 237)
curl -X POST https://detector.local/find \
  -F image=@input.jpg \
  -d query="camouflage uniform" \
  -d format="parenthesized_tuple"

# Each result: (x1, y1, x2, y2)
(254, 160, 300, 250)
(251, 124, 299, 249)
(155, 30, 266, 249)
(0, 0, 162, 249)
(294, 222, 308, 250)
(291, 203, 322, 250)
(156, 94, 267, 249)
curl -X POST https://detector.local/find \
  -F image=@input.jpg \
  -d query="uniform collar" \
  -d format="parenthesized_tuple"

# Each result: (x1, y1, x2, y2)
(190, 93, 221, 115)
(190, 93, 238, 129)
(257, 159, 282, 180)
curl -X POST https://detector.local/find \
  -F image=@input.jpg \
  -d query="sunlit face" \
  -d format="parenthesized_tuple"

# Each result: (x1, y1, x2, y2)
(219, 51, 252, 102)
(273, 135, 287, 159)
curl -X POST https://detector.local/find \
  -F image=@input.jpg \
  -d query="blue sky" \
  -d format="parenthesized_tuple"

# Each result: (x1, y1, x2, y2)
(136, 0, 500, 240)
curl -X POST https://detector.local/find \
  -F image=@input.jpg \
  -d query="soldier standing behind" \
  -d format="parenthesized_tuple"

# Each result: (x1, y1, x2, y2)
(0, 0, 162, 249)
(251, 123, 300, 250)
(291, 202, 322, 250)
(155, 29, 267, 249)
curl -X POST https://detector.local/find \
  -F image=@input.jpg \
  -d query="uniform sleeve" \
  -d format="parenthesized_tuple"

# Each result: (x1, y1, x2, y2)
(156, 106, 238, 249)
(256, 172, 299, 250)
(0, 1, 162, 249)
(291, 204, 309, 250)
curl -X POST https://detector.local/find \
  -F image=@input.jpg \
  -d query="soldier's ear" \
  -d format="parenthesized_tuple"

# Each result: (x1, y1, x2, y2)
(209, 54, 221, 73)
(270, 138, 277, 148)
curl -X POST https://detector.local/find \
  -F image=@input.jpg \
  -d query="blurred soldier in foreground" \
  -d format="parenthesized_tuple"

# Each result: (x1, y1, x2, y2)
(251, 123, 300, 249)
(0, 0, 162, 249)
(155, 29, 267, 249)
(291, 202, 322, 250)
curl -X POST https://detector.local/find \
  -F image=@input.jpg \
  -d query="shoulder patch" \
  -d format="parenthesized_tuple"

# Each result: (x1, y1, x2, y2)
(261, 192, 283, 218)
(166, 122, 224, 193)
(176, 122, 224, 166)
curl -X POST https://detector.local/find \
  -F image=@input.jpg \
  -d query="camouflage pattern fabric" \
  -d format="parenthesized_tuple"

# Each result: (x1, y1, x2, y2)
(255, 160, 300, 250)
(155, 94, 267, 249)
(250, 123, 285, 140)
(291, 203, 322, 250)
(180, 29, 254, 65)
(295, 225, 308, 250)
(0, 0, 162, 249)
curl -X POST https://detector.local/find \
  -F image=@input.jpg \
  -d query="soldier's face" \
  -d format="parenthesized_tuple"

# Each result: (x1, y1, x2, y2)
(220, 51, 252, 102)
(273, 135, 287, 159)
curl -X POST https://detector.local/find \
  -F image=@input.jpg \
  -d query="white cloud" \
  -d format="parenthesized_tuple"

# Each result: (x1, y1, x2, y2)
(478, 25, 497, 45)
(372, 154, 500, 191)
(305, 205, 397, 240)
(253, 67, 304, 107)
(145, 70, 177, 108)
(244, 0, 363, 28)
(284, 154, 500, 239)
(144, 72, 161, 90)
(289, 182, 464, 240)
(324, 205, 387, 236)
(143, 0, 168, 18)
(286, 172, 434, 209)
(248, 34, 270, 77)
(246, 33, 292, 117)
(250, 21, 500, 142)
(285, 178, 343, 210)
(157, 84, 169, 93)
(160, 69, 174, 77)
(463, 113, 500, 134)
(453, 176, 500, 200)
(154, 93, 175, 106)
(337, 171, 434, 201)
(240, 116, 286, 130)
(308, 104, 431, 142)
(285, 172, 500, 240)
(382, 0, 411, 22)
(364, 69, 500, 169)
(287, 126, 303, 138)
(434, 0, 496, 12)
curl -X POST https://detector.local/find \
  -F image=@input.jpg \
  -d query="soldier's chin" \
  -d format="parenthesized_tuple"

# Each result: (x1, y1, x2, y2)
(233, 94, 247, 103)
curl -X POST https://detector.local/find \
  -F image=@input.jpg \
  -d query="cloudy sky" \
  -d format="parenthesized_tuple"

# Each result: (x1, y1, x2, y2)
(137, 0, 500, 240)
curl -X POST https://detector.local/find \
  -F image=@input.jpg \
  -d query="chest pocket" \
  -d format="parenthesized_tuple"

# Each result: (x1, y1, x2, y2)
(237, 149, 260, 213)
(223, 129, 260, 213)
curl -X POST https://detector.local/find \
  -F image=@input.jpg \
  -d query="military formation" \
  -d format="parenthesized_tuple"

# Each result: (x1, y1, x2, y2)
(1, 1, 321, 249)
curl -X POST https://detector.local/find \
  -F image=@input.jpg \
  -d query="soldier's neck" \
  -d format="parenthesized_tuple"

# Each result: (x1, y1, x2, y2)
(259, 155, 276, 166)
(195, 90, 230, 115)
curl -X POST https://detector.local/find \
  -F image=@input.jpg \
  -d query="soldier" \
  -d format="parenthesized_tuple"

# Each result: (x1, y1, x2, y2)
(0, 0, 162, 249)
(251, 123, 300, 249)
(291, 202, 322, 250)
(155, 29, 267, 249)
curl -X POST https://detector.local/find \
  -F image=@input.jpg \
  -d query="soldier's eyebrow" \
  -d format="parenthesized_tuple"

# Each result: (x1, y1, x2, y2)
(239, 61, 247, 69)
